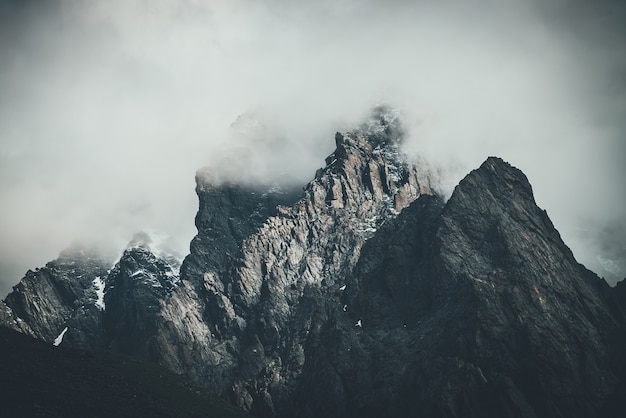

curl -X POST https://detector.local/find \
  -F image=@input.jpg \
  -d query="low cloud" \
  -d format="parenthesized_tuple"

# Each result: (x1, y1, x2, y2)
(1, 0, 625, 295)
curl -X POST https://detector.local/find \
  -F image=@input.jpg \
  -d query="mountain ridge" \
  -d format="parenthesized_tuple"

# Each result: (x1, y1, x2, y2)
(2, 109, 625, 417)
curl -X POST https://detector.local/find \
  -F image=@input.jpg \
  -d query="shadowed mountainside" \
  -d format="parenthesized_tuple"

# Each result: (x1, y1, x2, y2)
(0, 326, 250, 417)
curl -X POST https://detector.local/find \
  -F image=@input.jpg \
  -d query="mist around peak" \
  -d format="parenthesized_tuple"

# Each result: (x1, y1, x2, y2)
(356, 105, 405, 148)
(1, 0, 625, 296)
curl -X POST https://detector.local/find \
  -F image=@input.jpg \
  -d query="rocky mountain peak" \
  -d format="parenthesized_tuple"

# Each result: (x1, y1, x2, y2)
(167, 112, 436, 413)
(448, 156, 535, 210)
(0, 244, 113, 347)
(283, 156, 626, 418)
(439, 156, 573, 287)
(356, 104, 405, 148)
(103, 238, 182, 357)
(309, 115, 431, 221)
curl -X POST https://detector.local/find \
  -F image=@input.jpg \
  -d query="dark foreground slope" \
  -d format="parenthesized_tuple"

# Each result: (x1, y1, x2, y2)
(0, 326, 249, 417)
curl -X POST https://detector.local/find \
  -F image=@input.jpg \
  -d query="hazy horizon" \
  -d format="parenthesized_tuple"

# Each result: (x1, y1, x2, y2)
(1, 0, 625, 297)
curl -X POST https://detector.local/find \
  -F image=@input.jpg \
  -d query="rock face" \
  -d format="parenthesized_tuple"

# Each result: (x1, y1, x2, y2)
(172, 107, 434, 413)
(288, 157, 626, 417)
(2, 108, 625, 417)
(104, 232, 182, 359)
(2, 245, 114, 348)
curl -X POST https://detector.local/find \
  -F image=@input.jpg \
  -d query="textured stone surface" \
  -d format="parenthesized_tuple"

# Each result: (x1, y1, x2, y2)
(104, 233, 182, 359)
(2, 245, 114, 347)
(311, 157, 626, 417)
(175, 107, 434, 413)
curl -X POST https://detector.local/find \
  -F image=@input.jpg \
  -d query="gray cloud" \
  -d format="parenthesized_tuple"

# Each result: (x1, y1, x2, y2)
(1, 0, 625, 296)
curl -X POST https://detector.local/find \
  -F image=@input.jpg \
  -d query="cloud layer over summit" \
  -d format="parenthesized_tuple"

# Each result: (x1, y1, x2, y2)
(1, 0, 625, 295)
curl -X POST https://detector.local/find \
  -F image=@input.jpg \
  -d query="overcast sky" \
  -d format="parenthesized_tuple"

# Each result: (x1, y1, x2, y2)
(1, 0, 625, 296)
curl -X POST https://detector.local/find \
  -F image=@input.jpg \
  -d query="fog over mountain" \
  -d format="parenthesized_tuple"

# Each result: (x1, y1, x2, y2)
(1, 0, 625, 297)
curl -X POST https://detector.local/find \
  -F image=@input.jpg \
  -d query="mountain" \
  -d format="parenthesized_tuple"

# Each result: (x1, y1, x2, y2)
(1, 244, 114, 346)
(293, 157, 626, 417)
(2, 107, 625, 417)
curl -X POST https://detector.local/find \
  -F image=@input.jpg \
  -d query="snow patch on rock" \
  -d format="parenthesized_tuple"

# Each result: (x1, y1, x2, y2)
(53, 327, 68, 346)
(93, 276, 106, 311)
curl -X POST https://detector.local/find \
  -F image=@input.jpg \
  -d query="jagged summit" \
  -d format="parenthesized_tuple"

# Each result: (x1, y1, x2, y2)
(440, 156, 574, 281)
(1, 244, 112, 347)
(173, 112, 435, 413)
(355, 104, 405, 148)
(197, 105, 408, 194)
(125, 230, 185, 267)
(450, 156, 536, 206)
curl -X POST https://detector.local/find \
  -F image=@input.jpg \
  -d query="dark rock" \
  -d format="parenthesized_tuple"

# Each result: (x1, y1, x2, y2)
(104, 237, 181, 359)
(2, 245, 113, 347)
(182, 176, 303, 279)
(285, 157, 626, 417)
(0, 326, 250, 417)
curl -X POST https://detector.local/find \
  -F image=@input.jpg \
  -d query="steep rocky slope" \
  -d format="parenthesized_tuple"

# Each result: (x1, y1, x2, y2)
(104, 232, 182, 359)
(1, 245, 114, 347)
(2, 109, 625, 417)
(283, 157, 626, 417)
(169, 107, 434, 413)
